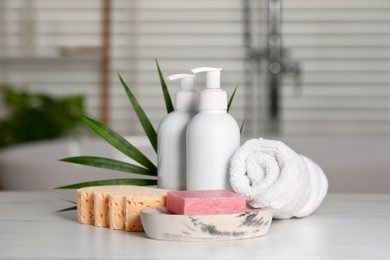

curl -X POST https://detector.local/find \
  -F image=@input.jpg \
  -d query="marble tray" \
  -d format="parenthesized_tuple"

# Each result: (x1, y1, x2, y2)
(140, 206, 273, 241)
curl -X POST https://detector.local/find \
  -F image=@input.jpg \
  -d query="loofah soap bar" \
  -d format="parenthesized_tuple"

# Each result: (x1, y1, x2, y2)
(77, 185, 169, 231)
(167, 190, 246, 215)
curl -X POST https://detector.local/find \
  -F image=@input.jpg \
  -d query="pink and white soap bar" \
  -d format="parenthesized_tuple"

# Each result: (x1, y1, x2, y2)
(167, 190, 246, 215)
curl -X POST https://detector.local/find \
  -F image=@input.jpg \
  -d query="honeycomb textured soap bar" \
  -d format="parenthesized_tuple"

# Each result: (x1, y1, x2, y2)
(77, 186, 108, 224)
(93, 191, 110, 227)
(76, 185, 168, 232)
(167, 190, 246, 215)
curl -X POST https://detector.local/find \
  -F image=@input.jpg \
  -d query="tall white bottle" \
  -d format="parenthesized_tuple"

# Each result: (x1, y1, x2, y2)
(157, 74, 199, 190)
(186, 67, 240, 190)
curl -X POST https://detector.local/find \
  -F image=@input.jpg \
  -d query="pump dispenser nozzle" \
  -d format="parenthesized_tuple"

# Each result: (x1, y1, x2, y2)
(190, 67, 226, 110)
(191, 67, 222, 89)
(167, 73, 198, 111)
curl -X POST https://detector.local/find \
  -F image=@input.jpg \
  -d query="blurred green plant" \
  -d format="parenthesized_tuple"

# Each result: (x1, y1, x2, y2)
(0, 85, 84, 149)
(57, 60, 243, 192)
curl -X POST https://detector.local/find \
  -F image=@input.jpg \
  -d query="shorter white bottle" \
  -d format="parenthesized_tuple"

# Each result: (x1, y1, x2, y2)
(186, 67, 240, 190)
(157, 74, 199, 190)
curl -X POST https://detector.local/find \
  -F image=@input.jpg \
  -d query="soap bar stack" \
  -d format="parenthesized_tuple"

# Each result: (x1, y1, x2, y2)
(77, 185, 168, 231)
(140, 190, 275, 241)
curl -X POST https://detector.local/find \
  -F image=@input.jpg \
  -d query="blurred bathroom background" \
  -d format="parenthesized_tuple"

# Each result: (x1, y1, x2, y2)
(0, 0, 390, 192)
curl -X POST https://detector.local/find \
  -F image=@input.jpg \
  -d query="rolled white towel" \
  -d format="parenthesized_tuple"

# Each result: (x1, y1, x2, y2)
(229, 138, 328, 219)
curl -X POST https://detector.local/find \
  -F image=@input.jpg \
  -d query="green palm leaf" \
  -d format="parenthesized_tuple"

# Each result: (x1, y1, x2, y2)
(56, 178, 157, 189)
(57, 205, 77, 212)
(79, 114, 156, 171)
(240, 118, 245, 134)
(118, 74, 158, 152)
(60, 156, 156, 176)
(156, 59, 174, 114)
(227, 80, 240, 113)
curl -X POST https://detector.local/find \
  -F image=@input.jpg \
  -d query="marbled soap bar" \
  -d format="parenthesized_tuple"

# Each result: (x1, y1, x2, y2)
(141, 206, 273, 241)
(167, 190, 246, 215)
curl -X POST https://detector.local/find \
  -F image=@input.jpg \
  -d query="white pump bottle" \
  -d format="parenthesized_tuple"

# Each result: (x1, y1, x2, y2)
(157, 73, 198, 190)
(186, 67, 240, 190)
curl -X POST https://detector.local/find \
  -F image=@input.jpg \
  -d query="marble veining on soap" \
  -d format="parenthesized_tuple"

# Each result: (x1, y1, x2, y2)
(188, 216, 246, 237)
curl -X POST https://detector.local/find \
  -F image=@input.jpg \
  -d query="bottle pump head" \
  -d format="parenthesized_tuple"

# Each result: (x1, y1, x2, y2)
(190, 67, 227, 110)
(167, 73, 198, 111)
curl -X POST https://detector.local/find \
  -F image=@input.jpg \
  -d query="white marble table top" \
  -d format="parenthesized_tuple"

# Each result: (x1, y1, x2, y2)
(0, 191, 389, 259)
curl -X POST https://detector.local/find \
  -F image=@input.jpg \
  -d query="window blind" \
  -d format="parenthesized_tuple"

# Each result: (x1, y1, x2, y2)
(279, 0, 390, 134)
(1, 0, 389, 136)
(0, 0, 247, 136)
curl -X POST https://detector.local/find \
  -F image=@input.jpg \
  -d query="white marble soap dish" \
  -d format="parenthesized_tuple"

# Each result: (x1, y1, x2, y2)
(140, 206, 273, 241)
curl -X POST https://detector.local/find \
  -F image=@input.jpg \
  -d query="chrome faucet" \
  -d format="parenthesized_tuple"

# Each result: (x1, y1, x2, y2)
(243, 0, 301, 134)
